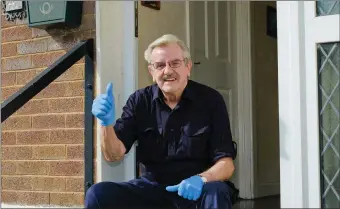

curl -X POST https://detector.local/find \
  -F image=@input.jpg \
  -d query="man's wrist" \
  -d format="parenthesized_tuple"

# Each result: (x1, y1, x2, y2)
(198, 174, 208, 184)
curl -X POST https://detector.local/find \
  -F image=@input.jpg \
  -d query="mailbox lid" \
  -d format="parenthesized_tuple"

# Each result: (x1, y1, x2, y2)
(28, 1, 66, 23)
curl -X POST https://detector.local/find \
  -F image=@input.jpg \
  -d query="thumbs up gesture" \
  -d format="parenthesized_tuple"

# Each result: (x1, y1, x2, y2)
(92, 82, 116, 126)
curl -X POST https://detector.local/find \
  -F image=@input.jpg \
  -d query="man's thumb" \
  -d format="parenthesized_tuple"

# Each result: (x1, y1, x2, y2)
(166, 185, 179, 192)
(106, 82, 113, 96)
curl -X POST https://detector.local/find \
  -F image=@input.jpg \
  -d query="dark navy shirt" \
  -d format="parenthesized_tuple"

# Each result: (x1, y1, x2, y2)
(114, 80, 235, 186)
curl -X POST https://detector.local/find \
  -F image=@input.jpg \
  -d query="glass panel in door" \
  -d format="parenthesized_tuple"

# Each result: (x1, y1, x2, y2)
(318, 42, 340, 208)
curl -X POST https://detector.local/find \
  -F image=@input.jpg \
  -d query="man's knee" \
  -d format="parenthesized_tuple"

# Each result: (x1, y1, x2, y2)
(84, 182, 121, 209)
(202, 181, 230, 196)
(199, 182, 231, 209)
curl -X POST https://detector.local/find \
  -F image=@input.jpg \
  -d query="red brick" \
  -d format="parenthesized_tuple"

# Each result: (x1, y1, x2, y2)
(17, 130, 50, 145)
(66, 145, 84, 160)
(2, 146, 32, 160)
(17, 38, 48, 54)
(1, 86, 18, 101)
(32, 28, 50, 38)
(16, 99, 49, 115)
(66, 113, 84, 128)
(65, 177, 84, 192)
(1, 191, 18, 204)
(16, 191, 50, 205)
(2, 115, 31, 130)
(66, 81, 85, 96)
(1, 72, 16, 87)
(49, 161, 84, 176)
(32, 114, 65, 129)
(16, 161, 49, 175)
(50, 51, 67, 63)
(2, 176, 33, 190)
(32, 145, 66, 160)
(49, 97, 84, 113)
(1, 42, 17, 57)
(16, 69, 40, 85)
(31, 53, 50, 68)
(50, 129, 84, 144)
(2, 26, 32, 42)
(36, 81, 84, 98)
(2, 55, 33, 71)
(1, 15, 16, 28)
(55, 64, 84, 81)
(50, 192, 84, 206)
(32, 176, 66, 192)
(32, 27, 65, 38)
(1, 131, 16, 145)
(1, 161, 16, 175)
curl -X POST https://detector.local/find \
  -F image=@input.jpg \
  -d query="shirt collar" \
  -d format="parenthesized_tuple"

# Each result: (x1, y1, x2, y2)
(152, 80, 195, 102)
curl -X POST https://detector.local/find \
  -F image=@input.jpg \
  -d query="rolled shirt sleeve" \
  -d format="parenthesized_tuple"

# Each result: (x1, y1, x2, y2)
(209, 93, 236, 163)
(113, 93, 138, 154)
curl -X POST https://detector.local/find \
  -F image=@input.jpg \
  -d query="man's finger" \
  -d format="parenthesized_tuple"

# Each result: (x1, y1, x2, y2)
(166, 185, 179, 192)
(106, 82, 113, 96)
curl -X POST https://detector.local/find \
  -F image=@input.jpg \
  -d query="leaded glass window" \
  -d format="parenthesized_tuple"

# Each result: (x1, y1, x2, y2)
(318, 42, 340, 208)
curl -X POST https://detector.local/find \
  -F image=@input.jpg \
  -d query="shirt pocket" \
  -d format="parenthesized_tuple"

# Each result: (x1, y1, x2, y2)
(137, 127, 162, 162)
(178, 125, 210, 158)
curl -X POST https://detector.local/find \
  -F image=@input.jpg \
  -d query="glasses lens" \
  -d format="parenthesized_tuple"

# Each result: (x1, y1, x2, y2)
(170, 60, 182, 68)
(153, 62, 166, 70)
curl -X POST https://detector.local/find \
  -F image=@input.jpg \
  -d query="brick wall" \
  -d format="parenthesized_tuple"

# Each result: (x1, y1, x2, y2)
(1, 1, 95, 207)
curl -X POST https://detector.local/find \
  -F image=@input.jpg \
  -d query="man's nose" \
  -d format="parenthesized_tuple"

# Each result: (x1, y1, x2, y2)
(163, 64, 174, 74)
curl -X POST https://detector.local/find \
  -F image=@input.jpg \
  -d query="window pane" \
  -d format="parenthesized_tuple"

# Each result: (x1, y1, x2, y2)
(318, 42, 340, 208)
(316, 0, 340, 16)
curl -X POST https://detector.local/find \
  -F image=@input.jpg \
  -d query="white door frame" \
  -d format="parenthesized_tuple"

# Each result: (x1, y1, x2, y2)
(277, 1, 339, 207)
(235, 1, 255, 199)
(95, 1, 137, 183)
(304, 1, 339, 207)
(277, 2, 308, 207)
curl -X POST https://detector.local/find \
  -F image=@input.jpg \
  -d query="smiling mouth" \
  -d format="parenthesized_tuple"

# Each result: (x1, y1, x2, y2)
(164, 78, 176, 82)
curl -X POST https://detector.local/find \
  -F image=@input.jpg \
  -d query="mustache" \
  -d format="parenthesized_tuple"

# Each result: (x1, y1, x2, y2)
(162, 74, 178, 80)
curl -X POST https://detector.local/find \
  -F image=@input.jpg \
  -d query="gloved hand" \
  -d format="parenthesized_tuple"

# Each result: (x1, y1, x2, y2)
(166, 175, 204, 201)
(91, 82, 115, 126)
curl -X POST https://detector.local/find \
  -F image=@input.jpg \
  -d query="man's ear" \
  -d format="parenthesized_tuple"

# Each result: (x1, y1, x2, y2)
(187, 60, 193, 77)
(148, 66, 156, 82)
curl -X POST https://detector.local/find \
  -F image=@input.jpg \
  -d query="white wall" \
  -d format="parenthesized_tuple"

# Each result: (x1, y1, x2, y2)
(95, 1, 137, 183)
(251, 1, 280, 197)
(138, 1, 187, 88)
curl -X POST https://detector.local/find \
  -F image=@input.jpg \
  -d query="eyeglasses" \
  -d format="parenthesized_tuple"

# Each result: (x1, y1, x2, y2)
(149, 59, 186, 71)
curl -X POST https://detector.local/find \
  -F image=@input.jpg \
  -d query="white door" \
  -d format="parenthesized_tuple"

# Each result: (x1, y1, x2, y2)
(187, 0, 239, 186)
(277, 1, 339, 208)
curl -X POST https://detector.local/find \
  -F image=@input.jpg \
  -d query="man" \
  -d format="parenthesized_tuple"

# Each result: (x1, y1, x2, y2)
(86, 34, 236, 209)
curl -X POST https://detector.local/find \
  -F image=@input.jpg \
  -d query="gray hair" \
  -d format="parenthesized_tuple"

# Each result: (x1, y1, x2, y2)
(144, 34, 191, 63)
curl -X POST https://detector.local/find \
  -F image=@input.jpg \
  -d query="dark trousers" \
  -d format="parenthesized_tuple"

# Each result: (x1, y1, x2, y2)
(84, 177, 232, 209)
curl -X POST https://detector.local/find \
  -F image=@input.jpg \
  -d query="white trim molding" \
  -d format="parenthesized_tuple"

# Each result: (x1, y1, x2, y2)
(235, 1, 254, 199)
(277, 1, 309, 207)
(95, 1, 137, 183)
(304, 1, 339, 208)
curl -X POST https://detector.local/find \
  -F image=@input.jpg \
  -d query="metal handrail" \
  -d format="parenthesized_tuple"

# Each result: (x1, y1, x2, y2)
(1, 38, 94, 197)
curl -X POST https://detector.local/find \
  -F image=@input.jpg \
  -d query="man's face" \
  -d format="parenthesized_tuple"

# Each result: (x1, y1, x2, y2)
(148, 43, 192, 95)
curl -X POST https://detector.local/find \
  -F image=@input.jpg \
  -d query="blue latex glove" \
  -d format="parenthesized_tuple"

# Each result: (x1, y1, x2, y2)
(91, 82, 115, 126)
(166, 175, 204, 201)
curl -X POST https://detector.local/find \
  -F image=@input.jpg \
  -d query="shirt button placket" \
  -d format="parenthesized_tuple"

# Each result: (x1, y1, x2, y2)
(168, 128, 176, 155)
